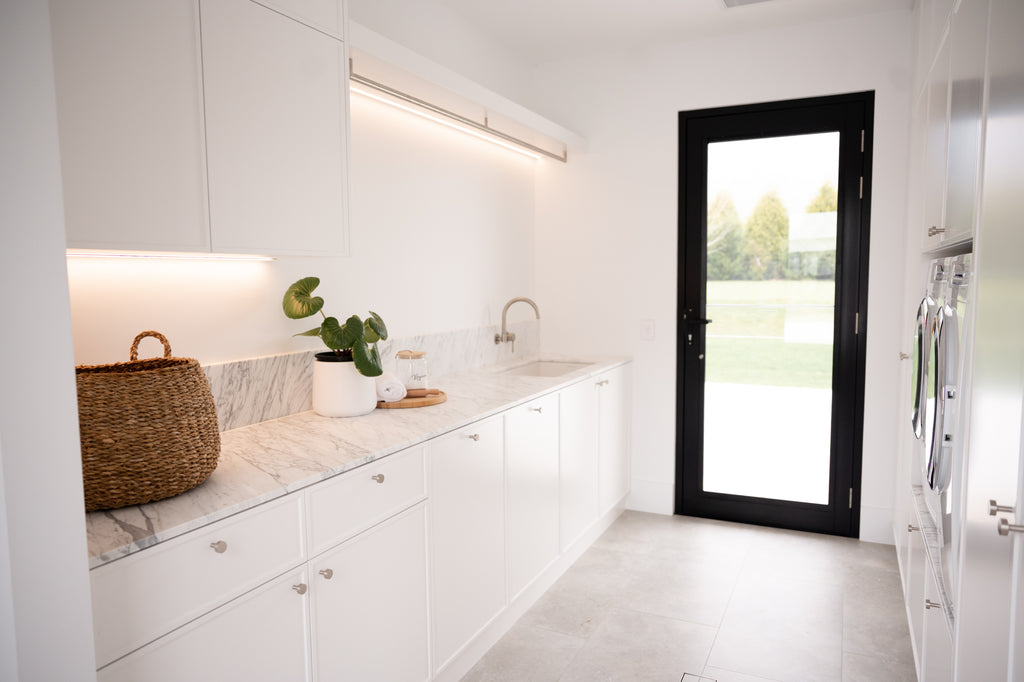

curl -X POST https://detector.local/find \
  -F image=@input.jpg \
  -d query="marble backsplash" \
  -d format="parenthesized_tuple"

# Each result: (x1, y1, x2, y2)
(203, 319, 539, 432)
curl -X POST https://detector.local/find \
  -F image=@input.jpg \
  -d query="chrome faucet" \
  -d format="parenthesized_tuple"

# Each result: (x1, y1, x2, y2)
(495, 297, 540, 352)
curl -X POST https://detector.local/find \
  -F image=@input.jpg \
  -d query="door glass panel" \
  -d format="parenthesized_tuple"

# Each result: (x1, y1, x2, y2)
(702, 133, 839, 505)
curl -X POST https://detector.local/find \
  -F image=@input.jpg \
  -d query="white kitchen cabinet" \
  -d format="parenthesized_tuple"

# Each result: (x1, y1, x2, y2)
(906, 509, 927, 674)
(921, 568, 953, 682)
(201, 0, 350, 256)
(97, 567, 312, 682)
(598, 365, 632, 515)
(309, 503, 429, 682)
(505, 394, 560, 601)
(923, 31, 952, 250)
(943, 0, 988, 243)
(90, 495, 306, 668)
(559, 378, 600, 553)
(428, 417, 506, 673)
(255, 0, 345, 38)
(49, 0, 211, 252)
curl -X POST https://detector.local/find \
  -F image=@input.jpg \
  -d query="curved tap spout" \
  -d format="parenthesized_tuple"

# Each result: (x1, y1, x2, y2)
(495, 297, 540, 350)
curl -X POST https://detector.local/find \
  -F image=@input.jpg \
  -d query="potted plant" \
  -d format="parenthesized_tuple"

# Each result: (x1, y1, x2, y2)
(282, 276, 388, 417)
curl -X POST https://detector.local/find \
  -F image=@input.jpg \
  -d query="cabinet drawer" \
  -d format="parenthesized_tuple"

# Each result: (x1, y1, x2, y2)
(91, 495, 305, 668)
(306, 446, 426, 555)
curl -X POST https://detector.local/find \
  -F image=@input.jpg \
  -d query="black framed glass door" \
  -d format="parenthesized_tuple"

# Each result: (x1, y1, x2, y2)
(675, 93, 873, 537)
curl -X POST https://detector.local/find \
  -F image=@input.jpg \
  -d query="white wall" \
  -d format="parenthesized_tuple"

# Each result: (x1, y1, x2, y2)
(0, 1, 97, 678)
(531, 10, 915, 542)
(67, 87, 538, 366)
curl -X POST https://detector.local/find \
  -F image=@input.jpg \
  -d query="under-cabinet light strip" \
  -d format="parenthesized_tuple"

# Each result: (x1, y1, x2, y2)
(66, 250, 276, 261)
(349, 72, 567, 163)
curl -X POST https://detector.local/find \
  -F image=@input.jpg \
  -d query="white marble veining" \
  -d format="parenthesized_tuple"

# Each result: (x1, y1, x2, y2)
(203, 320, 540, 432)
(86, 352, 625, 569)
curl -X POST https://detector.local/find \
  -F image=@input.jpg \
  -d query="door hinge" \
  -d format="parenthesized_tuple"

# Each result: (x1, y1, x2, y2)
(859, 176, 863, 199)
(849, 488, 854, 508)
(860, 129, 865, 153)
(855, 312, 860, 335)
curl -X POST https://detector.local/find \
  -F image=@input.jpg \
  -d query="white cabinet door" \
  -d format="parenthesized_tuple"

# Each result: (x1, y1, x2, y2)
(201, 0, 349, 256)
(943, 0, 988, 243)
(309, 504, 429, 682)
(97, 568, 311, 682)
(505, 395, 560, 601)
(923, 32, 951, 250)
(559, 378, 600, 552)
(50, 0, 211, 252)
(428, 417, 505, 672)
(921, 568, 953, 682)
(598, 365, 632, 515)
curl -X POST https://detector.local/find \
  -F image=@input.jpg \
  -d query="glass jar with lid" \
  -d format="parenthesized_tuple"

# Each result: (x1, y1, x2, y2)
(395, 350, 428, 391)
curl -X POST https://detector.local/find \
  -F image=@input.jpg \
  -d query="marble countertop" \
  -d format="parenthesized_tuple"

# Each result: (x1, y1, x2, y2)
(86, 355, 629, 569)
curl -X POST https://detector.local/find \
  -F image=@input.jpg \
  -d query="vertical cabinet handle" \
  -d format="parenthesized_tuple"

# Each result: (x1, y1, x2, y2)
(292, 583, 308, 595)
(998, 519, 1024, 536)
(989, 499, 1016, 516)
(371, 473, 385, 484)
(210, 540, 228, 554)
(319, 568, 334, 580)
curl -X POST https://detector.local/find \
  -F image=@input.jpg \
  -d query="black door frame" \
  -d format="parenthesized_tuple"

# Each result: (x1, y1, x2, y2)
(674, 92, 873, 537)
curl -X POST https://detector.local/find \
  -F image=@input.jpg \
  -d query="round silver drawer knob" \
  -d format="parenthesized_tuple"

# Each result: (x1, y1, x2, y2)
(210, 540, 228, 554)
(371, 474, 385, 484)
(292, 583, 307, 595)
(529, 406, 543, 413)
(467, 433, 480, 441)
(925, 599, 942, 610)
(907, 525, 920, 533)
(319, 568, 334, 580)
(998, 518, 1024, 536)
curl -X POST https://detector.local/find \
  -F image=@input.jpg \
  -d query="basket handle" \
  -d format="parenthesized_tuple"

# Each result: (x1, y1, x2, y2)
(130, 331, 172, 361)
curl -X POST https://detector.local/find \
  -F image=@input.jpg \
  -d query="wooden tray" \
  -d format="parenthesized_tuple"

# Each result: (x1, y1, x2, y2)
(377, 390, 447, 409)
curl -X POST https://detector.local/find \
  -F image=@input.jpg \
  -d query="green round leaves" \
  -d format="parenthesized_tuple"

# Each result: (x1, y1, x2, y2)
(282, 276, 325, 319)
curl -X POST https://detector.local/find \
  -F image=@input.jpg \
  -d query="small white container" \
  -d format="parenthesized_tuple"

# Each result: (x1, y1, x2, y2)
(395, 350, 428, 391)
(312, 354, 377, 417)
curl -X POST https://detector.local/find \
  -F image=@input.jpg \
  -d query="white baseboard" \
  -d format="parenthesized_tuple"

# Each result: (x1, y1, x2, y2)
(859, 504, 893, 544)
(625, 478, 674, 514)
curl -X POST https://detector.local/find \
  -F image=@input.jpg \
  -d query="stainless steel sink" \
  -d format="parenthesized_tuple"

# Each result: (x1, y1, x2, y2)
(502, 361, 592, 377)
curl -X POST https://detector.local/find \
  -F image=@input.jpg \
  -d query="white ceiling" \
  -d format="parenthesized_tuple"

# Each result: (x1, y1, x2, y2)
(433, 0, 909, 65)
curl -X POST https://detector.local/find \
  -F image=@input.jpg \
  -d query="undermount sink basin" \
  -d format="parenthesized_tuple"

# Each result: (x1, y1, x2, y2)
(502, 361, 592, 377)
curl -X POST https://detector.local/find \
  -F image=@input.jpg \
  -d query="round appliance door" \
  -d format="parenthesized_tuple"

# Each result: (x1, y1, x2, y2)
(925, 303, 958, 493)
(911, 296, 933, 439)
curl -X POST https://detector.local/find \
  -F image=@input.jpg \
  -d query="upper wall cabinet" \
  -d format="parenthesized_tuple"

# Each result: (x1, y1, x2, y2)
(201, 0, 349, 256)
(50, 0, 350, 256)
(50, 0, 212, 252)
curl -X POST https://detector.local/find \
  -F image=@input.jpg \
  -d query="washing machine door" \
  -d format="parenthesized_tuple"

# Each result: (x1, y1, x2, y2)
(911, 296, 934, 439)
(925, 302, 959, 493)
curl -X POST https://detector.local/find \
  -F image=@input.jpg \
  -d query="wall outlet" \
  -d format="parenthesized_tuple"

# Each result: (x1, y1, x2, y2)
(640, 319, 656, 341)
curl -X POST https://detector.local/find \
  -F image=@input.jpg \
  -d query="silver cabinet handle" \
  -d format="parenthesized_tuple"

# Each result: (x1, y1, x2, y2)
(899, 352, 910, 360)
(925, 599, 942, 610)
(928, 226, 946, 236)
(989, 499, 1016, 516)
(907, 524, 920, 533)
(371, 473, 385, 484)
(210, 540, 228, 554)
(529, 406, 543, 413)
(292, 583, 307, 595)
(596, 379, 609, 387)
(467, 433, 480, 441)
(319, 568, 334, 580)
(998, 519, 1024, 536)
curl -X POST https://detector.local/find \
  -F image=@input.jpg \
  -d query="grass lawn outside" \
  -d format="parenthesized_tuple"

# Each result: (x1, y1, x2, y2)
(705, 279, 835, 389)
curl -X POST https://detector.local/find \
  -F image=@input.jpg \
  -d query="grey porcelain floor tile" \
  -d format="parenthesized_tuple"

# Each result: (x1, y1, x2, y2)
(702, 666, 786, 682)
(619, 550, 742, 627)
(842, 651, 917, 682)
(558, 608, 717, 682)
(842, 567, 914, 664)
(460, 623, 586, 682)
(517, 546, 640, 638)
(740, 528, 856, 587)
(710, 575, 844, 682)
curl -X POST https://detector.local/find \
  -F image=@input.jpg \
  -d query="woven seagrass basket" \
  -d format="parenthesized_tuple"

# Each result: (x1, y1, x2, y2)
(76, 331, 221, 512)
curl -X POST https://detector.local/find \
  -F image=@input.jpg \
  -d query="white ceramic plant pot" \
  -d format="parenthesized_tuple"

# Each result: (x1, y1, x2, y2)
(312, 353, 377, 417)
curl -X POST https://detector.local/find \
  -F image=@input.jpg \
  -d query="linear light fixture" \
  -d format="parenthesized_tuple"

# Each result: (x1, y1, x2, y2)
(349, 71, 567, 163)
(66, 250, 276, 262)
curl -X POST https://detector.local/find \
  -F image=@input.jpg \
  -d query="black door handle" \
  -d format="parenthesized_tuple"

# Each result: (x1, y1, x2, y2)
(683, 318, 713, 325)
